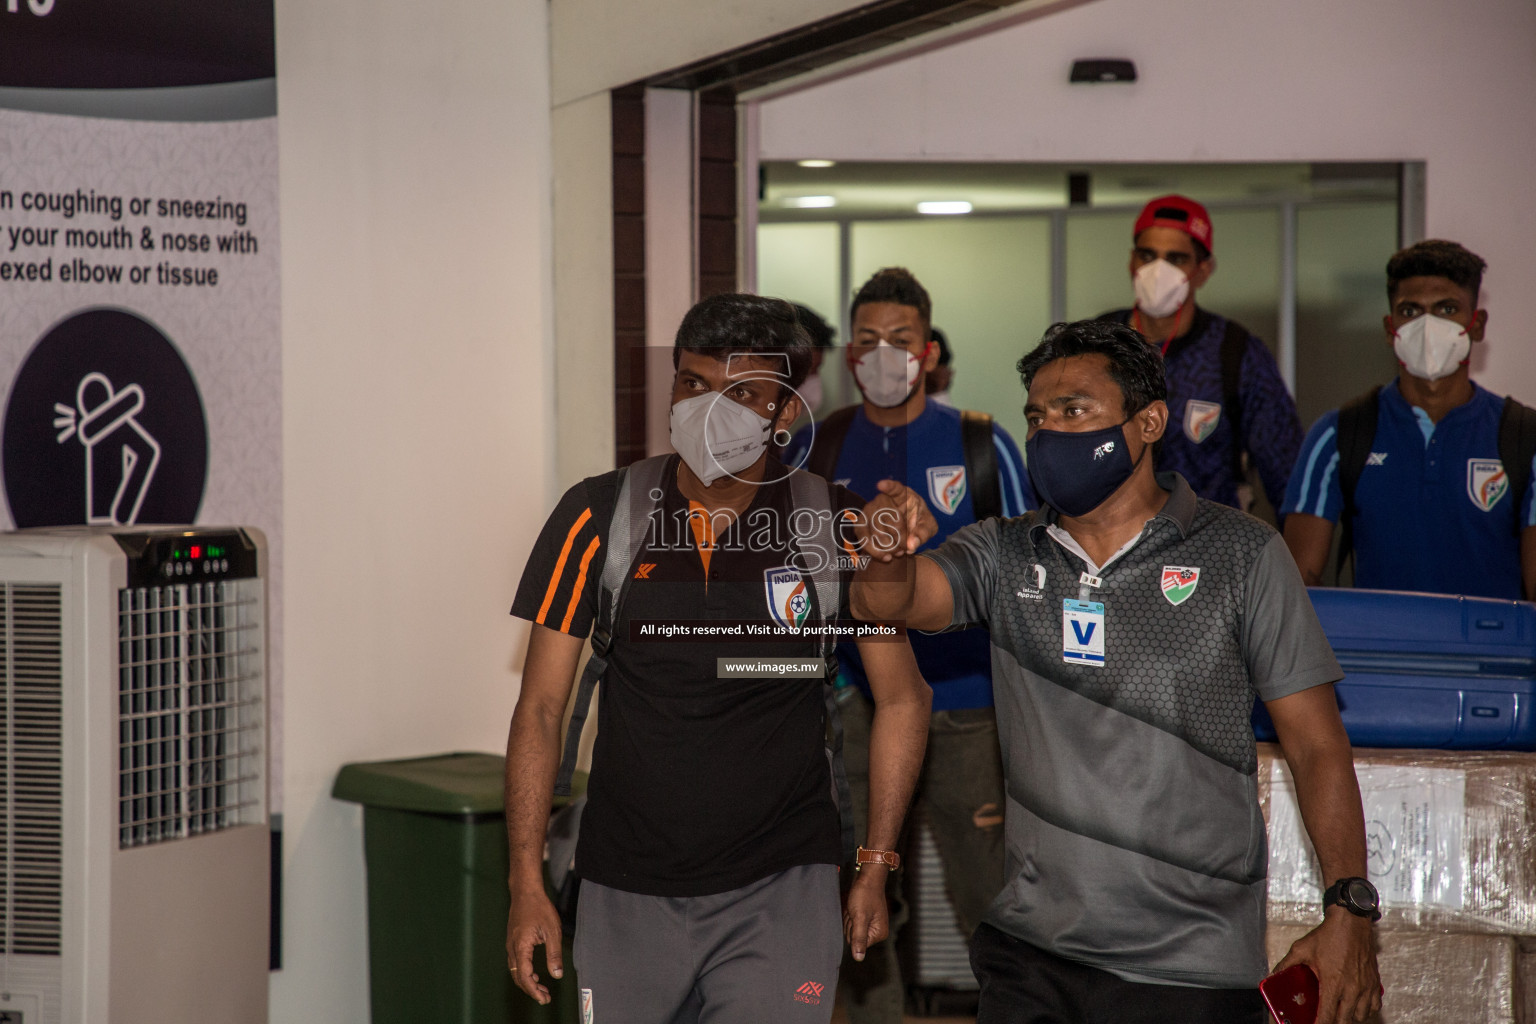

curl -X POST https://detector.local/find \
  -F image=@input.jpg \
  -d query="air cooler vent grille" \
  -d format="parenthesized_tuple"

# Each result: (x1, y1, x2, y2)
(118, 579, 263, 849)
(0, 584, 64, 957)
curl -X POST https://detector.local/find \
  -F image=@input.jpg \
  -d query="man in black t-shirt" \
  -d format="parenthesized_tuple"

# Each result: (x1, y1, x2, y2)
(504, 293, 932, 1024)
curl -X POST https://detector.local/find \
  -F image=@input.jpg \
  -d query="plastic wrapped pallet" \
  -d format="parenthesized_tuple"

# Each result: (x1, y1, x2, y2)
(1258, 743, 1536, 934)
(1266, 924, 1524, 1024)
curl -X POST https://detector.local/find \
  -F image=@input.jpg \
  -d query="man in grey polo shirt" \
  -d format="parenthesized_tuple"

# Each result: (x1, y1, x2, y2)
(851, 319, 1381, 1024)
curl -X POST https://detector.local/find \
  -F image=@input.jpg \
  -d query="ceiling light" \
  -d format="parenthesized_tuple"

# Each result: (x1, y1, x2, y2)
(917, 201, 972, 215)
(785, 195, 837, 209)
(797, 159, 836, 168)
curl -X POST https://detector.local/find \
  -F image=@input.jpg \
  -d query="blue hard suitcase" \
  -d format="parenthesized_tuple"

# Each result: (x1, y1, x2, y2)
(1252, 588, 1536, 750)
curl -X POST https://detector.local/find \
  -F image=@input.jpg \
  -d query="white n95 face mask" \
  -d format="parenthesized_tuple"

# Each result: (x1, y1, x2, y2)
(1133, 259, 1191, 319)
(852, 341, 924, 409)
(669, 391, 774, 485)
(1393, 315, 1471, 382)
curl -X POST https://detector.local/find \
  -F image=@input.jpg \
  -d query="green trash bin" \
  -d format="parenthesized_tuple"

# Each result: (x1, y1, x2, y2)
(333, 752, 583, 1024)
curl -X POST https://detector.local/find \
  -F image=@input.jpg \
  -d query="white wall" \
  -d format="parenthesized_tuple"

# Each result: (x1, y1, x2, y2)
(756, 0, 1536, 402)
(272, 0, 552, 1018)
(552, 92, 615, 491)
(551, 0, 873, 105)
(548, 0, 908, 485)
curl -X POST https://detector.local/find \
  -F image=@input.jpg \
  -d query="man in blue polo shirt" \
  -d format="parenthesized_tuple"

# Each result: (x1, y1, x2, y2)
(784, 267, 1029, 1023)
(1282, 239, 1536, 600)
(1099, 195, 1304, 516)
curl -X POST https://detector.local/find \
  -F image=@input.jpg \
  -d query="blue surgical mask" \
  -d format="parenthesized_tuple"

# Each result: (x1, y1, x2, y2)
(1025, 419, 1145, 517)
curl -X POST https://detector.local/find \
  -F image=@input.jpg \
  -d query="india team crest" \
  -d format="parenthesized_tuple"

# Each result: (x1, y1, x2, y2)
(1467, 459, 1509, 511)
(926, 465, 967, 516)
(1161, 566, 1200, 606)
(1183, 400, 1221, 444)
(765, 566, 812, 629)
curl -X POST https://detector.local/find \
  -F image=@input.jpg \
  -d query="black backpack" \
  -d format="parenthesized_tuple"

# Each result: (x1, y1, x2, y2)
(804, 405, 1006, 520)
(1334, 387, 1536, 572)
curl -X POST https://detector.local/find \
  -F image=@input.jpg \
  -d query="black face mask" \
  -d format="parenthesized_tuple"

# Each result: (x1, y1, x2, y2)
(1025, 418, 1146, 518)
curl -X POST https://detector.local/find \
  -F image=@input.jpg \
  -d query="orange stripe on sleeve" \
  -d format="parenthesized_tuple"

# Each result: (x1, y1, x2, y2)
(536, 507, 593, 625)
(561, 535, 603, 634)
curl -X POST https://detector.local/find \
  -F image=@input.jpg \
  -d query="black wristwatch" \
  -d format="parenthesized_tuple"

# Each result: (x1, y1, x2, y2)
(1323, 877, 1381, 921)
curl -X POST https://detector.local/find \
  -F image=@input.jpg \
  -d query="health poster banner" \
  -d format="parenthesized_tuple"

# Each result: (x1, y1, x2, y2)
(0, 1, 283, 806)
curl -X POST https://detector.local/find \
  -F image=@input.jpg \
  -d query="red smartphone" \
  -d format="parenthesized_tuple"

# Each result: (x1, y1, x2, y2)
(1259, 964, 1319, 1024)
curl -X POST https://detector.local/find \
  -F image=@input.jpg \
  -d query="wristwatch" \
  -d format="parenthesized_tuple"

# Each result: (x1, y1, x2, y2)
(1322, 877, 1381, 921)
(854, 846, 901, 872)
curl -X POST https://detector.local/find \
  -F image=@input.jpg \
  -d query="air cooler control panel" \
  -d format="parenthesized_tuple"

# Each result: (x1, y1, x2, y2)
(112, 528, 259, 587)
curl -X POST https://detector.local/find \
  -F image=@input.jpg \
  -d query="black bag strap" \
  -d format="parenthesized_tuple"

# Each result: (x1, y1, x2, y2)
(1219, 318, 1248, 481)
(1499, 396, 1536, 532)
(960, 409, 1003, 520)
(1334, 386, 1383, 576)
(553, 455, 670, 797)
(804, 405, 858, 481)
(787, 467, 856, 863)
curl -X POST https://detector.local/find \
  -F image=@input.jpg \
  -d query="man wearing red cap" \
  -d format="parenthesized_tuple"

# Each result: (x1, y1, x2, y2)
(1099, 195, 1303, 518)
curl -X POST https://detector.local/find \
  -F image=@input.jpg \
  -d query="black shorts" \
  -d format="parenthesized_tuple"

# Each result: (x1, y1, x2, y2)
(969, 922, 1268, 1024)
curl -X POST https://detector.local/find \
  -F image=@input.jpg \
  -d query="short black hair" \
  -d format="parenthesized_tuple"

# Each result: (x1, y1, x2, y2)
(791, 303, 836, 349)
(850, 267, 932, 330)
(1386, 239, 1486, 302)
(672, 292, 813, 390)
(1017, 319, 1167, 418)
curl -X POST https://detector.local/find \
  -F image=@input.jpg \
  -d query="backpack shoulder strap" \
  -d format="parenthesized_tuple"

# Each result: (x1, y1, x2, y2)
(1334, 386, 1383, 576)
(786, 468, 840, 654)
(1219, 318, 1248, 481)
(804, 405, 858, 482)
(1499, 396, 1536, 533)
(960, 409, 1003, 521)
(786, 468, 855, 862)
(554, 455, 670, 796)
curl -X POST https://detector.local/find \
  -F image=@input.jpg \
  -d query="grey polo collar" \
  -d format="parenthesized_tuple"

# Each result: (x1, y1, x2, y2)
(1029, 471, 1198, 544)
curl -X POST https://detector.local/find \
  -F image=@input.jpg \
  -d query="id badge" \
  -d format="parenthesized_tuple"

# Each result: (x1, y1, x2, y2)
(1062, 599, 1105, 666)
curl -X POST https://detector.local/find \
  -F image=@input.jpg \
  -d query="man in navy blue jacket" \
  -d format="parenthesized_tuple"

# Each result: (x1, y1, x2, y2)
(1099, 195, 1303, 516)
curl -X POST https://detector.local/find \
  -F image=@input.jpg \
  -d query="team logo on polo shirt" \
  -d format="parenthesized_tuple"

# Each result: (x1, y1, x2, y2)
(1183, 400, 1221, 444)
(1161, 566, 1200, 605)
(765, 566, 812, 629)
(1015, 563, 1047, 601)
(926, 465, 967, 515)
(1467, 459, 1509, 511)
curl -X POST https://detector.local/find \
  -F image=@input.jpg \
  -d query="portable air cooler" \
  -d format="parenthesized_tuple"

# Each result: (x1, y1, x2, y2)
(0, 526, 269, 1024)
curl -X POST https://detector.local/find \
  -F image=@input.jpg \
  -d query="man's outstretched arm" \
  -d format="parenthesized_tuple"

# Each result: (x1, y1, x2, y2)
(504, 624, 584, 1006)
(843, 632, 930, 961)
(850, 479, 952, 630)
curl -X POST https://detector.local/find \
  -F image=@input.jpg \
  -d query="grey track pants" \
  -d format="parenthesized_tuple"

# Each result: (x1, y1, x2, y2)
(572, 864, 842, 1024)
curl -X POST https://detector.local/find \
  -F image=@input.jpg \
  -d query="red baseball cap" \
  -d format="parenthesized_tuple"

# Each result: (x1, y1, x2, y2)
(1133, 195, 1213, 254)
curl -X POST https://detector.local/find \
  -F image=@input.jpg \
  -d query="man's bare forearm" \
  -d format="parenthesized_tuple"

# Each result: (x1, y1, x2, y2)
(851, 555, 918, 623)
(1284, 727, 1368, 884)
(865, 686, 929, 852)
(504, 700, 564, 892)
